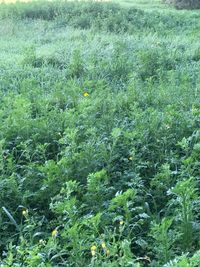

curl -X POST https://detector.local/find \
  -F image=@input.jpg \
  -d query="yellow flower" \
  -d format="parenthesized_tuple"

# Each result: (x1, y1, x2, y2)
(52, 229, 58, 237)
(83, 92, 89, 97)
(119, 220, 124, 225)
(101, 242, 106, 249)
(22, 209, 28, 216)
(128, 156, 133, 161)
(91, 245, 97, 251)
(91, 245, 97, 257)
(91, 250, 96, 256)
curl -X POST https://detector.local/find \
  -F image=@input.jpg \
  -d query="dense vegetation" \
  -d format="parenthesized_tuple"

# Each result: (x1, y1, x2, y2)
(169, 0, 200, 9)
(0, 0, 200, 266)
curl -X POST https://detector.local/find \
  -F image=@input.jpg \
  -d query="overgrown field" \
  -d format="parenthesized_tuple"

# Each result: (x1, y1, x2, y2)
(0, 0, 200, 266)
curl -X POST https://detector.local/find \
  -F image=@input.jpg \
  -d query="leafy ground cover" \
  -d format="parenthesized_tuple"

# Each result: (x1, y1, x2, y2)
(0, 0, 200, 266)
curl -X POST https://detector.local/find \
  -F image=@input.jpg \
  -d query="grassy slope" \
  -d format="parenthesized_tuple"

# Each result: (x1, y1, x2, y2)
(0, 1, 200, 266)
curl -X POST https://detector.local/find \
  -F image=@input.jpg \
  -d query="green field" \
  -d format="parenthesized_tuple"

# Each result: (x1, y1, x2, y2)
(0, 0, 200, 266)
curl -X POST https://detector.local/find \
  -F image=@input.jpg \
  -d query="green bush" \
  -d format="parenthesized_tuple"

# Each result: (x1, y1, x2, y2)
(165, 0, 200, 9)
(177, 0, 200, 9)
(0, 1, 195, 34)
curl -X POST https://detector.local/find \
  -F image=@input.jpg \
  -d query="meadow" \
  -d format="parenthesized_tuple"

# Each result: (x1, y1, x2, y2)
(0, 0, 200, 266)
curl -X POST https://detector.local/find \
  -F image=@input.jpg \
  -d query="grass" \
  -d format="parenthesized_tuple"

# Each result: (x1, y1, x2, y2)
(0, 0, 200, 266)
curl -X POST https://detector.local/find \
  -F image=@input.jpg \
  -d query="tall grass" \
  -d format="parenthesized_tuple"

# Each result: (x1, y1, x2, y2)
(0, 0, 199, 34)
(1, 0, 200, 266)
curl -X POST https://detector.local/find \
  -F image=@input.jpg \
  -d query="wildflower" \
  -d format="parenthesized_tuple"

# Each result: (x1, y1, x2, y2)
(101, 242, 106, 249)
(128, 156, 133, 161)
(91, 250, 96, 256)
(91, 245, 97, 251)
(91, 245, 97, 257)
(22, 209, 28, 216)
(83, 92, 89, 97)
(52, 229, 58, 238)
(119, 220, 124, 225)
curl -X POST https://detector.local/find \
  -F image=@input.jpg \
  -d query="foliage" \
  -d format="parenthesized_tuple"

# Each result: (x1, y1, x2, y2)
(0, 1, 197, 34)
(0, 0, 200, 266)
(165, 0, 200, 9)
(150, 218, 177, 264)
(168, 177, 198, 251)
